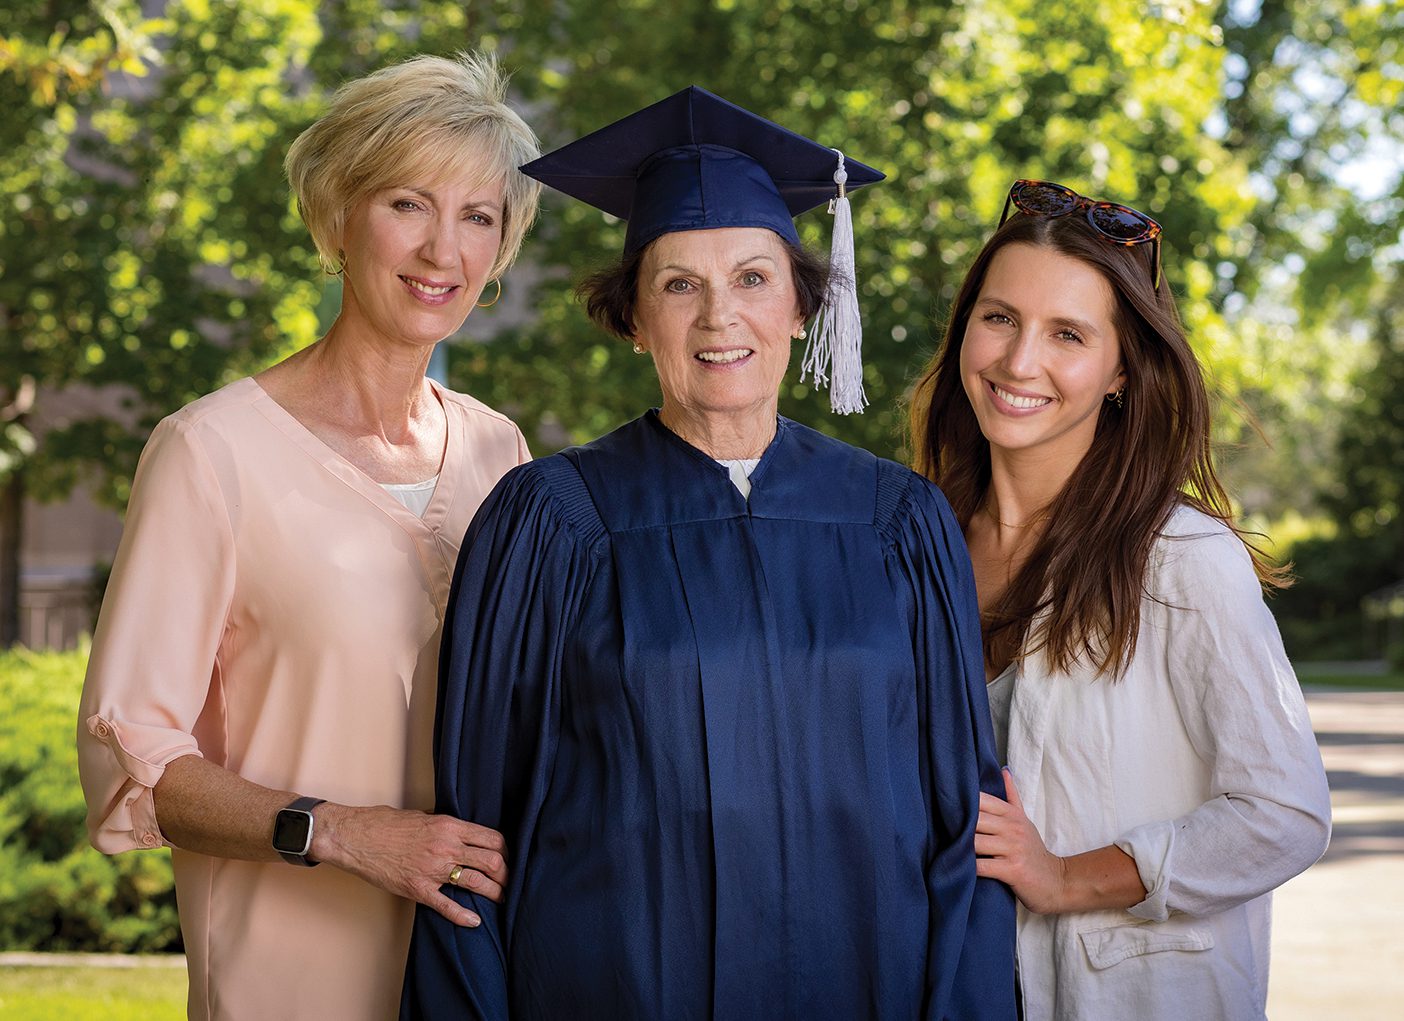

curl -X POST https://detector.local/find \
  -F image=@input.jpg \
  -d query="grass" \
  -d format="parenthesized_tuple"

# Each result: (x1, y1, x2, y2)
(1298, 672, 1404, 691)
(0, 966, 186, 1020)
(1294, 662, 1404, 691)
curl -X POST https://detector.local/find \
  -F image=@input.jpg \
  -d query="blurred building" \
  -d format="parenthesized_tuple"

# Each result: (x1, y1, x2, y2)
(17, 386, 126, 650)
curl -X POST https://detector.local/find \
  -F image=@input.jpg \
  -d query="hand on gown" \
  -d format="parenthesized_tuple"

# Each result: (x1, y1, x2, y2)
(311, 803, 508, 927)
(974, 768, 1068, 915)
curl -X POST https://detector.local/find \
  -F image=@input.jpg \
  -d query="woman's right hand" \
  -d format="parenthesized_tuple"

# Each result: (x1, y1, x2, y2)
(310, 803, 508, 928)
(975, 768, 1070, 914)
(976, 768, 1147, 914)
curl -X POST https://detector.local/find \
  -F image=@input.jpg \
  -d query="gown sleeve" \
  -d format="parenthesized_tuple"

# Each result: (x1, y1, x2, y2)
(401, 458, 602, 1020)
(1113, 523, 1331, 921)
(76, 415, 235, 853)
(884, 470, 1017, 1021)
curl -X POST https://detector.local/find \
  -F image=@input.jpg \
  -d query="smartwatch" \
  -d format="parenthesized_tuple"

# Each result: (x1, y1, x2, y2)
(272, 796, 327, 867)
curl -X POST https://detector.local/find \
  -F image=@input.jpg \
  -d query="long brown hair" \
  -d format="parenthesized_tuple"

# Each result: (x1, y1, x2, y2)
(909, 212, 1286, 677)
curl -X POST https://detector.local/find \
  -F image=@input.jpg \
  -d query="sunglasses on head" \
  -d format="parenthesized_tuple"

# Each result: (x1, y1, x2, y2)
(998, 179, 1163, 291)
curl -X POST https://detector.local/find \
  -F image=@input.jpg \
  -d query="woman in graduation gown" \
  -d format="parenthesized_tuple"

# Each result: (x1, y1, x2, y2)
(403, 87, 1015, 1021)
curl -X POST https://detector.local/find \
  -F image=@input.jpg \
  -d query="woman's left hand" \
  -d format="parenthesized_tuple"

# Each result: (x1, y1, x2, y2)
(975, 768, 1068, 914)
(310, 803, 508, 927)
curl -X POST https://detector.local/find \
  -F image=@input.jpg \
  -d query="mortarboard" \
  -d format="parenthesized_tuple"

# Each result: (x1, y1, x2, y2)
(521, 86, 885, 414)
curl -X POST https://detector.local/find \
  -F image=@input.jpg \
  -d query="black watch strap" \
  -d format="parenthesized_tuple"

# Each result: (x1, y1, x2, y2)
(273, 796, 327, 867)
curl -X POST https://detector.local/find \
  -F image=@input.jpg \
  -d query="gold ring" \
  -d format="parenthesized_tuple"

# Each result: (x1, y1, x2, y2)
(447, 864, 464, 885)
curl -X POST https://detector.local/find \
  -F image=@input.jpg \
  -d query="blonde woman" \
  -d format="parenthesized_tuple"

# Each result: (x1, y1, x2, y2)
(77, 53, 540, 1020)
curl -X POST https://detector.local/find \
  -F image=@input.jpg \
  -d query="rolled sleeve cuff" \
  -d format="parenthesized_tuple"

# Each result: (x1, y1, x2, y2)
(83, 713, 201, 853)
(1115, 820, 1174, 922)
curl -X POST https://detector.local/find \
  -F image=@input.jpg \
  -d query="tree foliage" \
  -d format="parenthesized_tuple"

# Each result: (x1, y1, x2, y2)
(457, 0, 1269, 461)
(1, 0, 325, 507)
(0, 0, 1397, 651)
(11, 0, 1396, 489)
(1211, 0, 1403, 522)
(1271, 300, 1404, 660)
(1211, 0, 1402, 656)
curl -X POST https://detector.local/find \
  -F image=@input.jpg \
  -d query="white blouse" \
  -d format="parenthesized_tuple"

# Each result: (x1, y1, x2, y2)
(715, 457, 761, 499)
(997, 505, 1330, 1020)
(380, 474, 440, 517)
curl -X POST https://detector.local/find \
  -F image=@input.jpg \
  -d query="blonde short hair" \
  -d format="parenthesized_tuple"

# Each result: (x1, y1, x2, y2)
(285, 51, 542, 279)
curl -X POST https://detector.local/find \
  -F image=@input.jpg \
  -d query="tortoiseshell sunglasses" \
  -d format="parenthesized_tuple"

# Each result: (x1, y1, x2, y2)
(998, 179, 1163, 291)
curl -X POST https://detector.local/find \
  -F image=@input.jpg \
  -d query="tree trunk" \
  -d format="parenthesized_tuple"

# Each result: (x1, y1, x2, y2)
(0, 466, 22, 648)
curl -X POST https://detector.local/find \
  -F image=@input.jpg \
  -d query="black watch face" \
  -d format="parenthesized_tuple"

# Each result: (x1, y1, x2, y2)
(272, 810, 313, 855)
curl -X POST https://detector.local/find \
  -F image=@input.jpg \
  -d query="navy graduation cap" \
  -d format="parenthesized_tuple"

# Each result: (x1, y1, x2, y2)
(521, 86, 886, 414)
(520, 86, 883, 255)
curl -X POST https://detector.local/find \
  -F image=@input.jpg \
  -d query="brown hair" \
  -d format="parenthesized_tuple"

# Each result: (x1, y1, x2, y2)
(285, 51, 541, 279)
(577, 235, 830, 340)
(909, 212, 1286, 677)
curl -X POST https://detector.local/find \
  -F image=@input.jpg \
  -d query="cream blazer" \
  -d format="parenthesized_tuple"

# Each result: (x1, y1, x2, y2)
(991, 505, 1331, 1020)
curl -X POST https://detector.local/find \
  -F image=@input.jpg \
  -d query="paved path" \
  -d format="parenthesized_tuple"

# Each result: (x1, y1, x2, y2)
(1267, 689, 1404, 1020)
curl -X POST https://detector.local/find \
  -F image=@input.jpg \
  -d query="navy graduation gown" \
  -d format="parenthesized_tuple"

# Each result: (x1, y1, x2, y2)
(403, 412, 1014, 1020)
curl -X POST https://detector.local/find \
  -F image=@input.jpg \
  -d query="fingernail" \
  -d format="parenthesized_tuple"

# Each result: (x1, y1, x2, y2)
(467, 913, 481, 928)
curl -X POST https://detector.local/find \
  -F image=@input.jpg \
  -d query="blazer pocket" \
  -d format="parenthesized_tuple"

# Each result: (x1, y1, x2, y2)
(1078, 920, 1215, 970)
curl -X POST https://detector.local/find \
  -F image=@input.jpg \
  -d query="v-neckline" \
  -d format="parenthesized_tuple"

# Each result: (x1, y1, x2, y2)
(243, 376, 459, 534)
(644, 410, 789, 494)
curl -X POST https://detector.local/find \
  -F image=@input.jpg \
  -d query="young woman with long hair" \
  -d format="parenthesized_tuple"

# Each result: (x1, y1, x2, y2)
(909, 180, 1331, 1019)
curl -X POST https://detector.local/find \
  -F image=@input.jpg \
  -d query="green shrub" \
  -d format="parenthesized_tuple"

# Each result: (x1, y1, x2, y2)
(0, 644, 180, 952)
(1273, 528, 1404, 662)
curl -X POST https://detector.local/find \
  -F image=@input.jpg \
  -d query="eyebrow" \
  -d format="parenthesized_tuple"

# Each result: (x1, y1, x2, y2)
(977, 296, 1102, 338)
(404, 187, 503, 213)
(650, 253, 780, 276)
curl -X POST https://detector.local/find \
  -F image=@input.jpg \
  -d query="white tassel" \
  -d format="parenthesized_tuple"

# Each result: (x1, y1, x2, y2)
(801, 148, 867, 415)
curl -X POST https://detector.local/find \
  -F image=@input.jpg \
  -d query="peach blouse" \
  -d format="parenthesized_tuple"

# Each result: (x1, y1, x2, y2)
(77, 377, 528, 1020)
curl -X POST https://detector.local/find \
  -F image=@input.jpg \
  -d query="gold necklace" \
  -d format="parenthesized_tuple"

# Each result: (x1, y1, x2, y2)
(983, 502, 1046, 529)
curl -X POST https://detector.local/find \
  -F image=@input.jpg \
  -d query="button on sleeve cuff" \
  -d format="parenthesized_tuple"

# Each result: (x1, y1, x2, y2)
(80, 713, 199, 853)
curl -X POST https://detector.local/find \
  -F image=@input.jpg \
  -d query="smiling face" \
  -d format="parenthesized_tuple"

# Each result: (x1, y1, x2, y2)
(960, 242, 1126, 473)
(632, 227, 805, 441)
(337, 170, 505, 351)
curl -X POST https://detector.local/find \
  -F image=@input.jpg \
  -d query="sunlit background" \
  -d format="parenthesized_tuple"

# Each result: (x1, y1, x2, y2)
(1, 0, 1399, 1015)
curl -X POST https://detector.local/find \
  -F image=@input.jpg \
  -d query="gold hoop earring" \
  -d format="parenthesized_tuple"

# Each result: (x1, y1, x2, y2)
(1106, 388, 1126, 409)
(476, 279, 502, 308)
